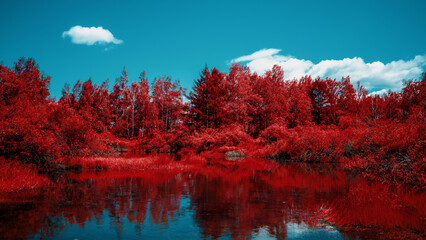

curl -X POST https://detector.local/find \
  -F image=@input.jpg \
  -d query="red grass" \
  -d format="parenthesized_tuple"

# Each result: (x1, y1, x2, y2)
(0, 159, 50, 193)
(68, 153, 207, 171)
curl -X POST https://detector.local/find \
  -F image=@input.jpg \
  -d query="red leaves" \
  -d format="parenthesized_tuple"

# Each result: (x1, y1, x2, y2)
(285, 79, 313, 128)
(188, 124, 252, 153)
(189, 67, 227, 129)
(0, 58, 424, 189)
(152, 75, 185, 133)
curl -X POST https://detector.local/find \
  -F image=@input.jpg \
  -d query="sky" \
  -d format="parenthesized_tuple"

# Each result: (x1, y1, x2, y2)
(1, 0, 425, 99)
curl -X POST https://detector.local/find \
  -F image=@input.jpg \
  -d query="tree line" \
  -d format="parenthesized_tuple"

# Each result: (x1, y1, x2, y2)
(0, 57, 424, 188)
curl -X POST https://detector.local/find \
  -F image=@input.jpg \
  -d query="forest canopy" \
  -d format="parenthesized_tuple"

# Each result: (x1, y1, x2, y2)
(0, 57, 424, 189)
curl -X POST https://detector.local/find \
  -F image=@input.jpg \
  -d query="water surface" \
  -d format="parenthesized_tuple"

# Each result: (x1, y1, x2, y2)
(0, 159, 424, 239)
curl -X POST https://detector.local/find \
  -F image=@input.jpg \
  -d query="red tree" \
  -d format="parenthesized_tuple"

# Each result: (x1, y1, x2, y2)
(189, 67, 226, 129)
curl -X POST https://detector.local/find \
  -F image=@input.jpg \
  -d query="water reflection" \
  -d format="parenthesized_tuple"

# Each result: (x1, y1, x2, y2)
(0, 159, 424, 240)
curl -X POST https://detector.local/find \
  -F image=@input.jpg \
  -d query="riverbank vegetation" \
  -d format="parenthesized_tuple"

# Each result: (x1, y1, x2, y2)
(0, 57, 424, 190)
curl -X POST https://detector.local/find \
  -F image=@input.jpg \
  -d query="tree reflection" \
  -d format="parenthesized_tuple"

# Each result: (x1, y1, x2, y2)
(0, 162, 424, 240)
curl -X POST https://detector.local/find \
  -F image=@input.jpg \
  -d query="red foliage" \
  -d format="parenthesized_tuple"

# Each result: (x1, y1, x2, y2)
(0, 58, 424, 189)
(189, 66, 227, 129)
(188, 124, 252, 153)
(285, 78, 313, 128)
(0, 158, 49, 192)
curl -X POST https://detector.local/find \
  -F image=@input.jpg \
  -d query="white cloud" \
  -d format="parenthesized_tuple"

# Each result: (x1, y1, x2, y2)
(62, 25, 123, 45)
(232, 48, 283, 62)
(368, 89, 388, 96)
(232, 49, 426, 91)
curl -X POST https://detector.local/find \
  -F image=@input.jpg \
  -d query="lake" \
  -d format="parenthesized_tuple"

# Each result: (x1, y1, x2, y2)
(0, 157, 424, 239)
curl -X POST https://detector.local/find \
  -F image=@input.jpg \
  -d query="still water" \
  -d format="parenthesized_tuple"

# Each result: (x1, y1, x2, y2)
(0, 160, 424, 240)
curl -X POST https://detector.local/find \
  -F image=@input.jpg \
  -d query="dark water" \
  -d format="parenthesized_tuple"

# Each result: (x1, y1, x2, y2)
(0, 160, 424, 240)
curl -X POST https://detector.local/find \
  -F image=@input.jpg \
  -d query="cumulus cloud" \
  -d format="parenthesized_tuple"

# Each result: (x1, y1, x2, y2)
(368, 89, 389, 96)
(62, 25, 123, 45)
(232, 48, 283, 62)
(232, 49, 426, 91)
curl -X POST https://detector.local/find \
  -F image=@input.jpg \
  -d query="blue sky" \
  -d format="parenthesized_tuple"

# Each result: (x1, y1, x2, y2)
(1, 0, 425, 98)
